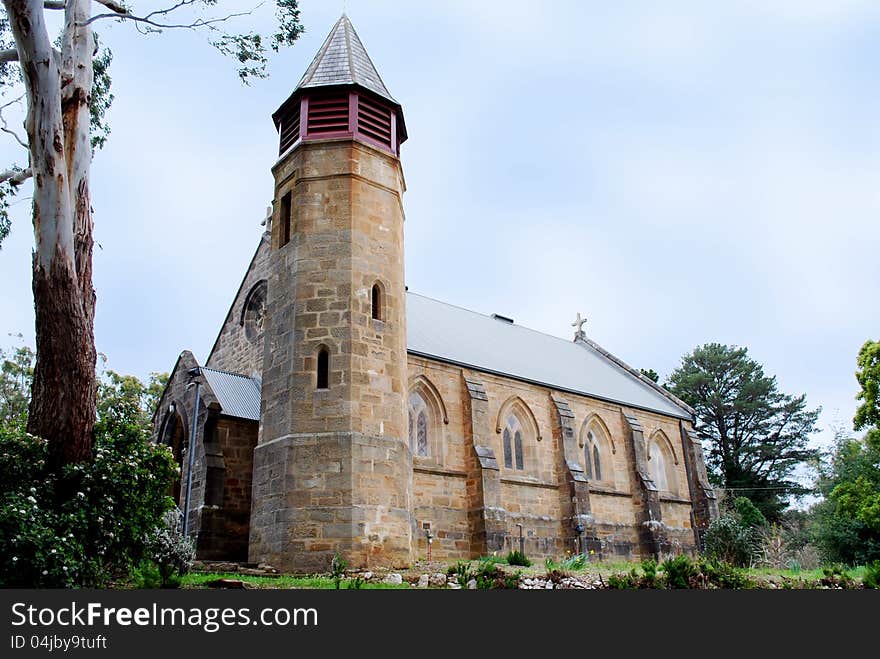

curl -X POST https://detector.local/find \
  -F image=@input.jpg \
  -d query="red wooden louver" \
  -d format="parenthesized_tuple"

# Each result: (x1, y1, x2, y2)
(278, 102, 301, 155)
(357, 95, 393, 150)
(277, 90, 400, 156)
(307, 94, 350, 135)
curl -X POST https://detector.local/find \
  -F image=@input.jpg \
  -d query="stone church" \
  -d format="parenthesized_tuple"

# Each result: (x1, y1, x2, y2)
(152, 15, 718, 573)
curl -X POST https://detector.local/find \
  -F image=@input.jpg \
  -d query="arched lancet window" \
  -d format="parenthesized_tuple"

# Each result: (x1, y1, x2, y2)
(371, 282, 383, 321)
(407, 376, 448, 463)
(316, 346, 329, 390)
(584, 431, 594, 480)
(652, 448, 669, 492)
(580, 416, 615, 487)
(408, 392, 429, 457)
(647, 431, 677, 495)
(502, 414, 525, 471)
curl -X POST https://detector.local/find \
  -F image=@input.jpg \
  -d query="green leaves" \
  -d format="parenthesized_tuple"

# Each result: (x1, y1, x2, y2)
(95, 369, 168, 440)
(854, 339, 880, 432)
(90, 34, 114, 151)
(208, 0, 305, 83)
(272, 0, 304, 52)
(812, 428, 880, 565)
(0, 424, 177, 587)
(667, 343, 820, 520)
(0, 339, 34, 426)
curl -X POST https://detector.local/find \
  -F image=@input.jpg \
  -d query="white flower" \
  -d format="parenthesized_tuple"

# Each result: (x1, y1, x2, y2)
(11, 557, 17, 562)
(42, 570, 47, 575)
(50, 549, 56, 554)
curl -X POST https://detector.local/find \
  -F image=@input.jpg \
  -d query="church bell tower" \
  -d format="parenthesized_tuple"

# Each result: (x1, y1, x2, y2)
(249, 15, 412, 572)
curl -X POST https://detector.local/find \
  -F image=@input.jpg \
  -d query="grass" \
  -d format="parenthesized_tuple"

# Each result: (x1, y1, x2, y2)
(182, 572, 411, 590)
(182, 562, 873, 589)
(746, 565, 866, 581)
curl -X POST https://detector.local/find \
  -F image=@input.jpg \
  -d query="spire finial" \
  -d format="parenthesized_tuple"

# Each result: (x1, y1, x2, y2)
(572, 312, 587, 342)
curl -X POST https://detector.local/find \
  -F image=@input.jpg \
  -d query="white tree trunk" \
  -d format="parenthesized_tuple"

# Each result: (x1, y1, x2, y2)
(8, 0, 74, 271)
(62, 0, 95, 314)
(4, 0, 97, 466)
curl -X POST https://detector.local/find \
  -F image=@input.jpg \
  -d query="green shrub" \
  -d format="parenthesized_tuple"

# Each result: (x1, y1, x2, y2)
(640, 558, 659, 587)
(0, 424, 177, 587)
(700, 559, 753, 589)
(506, 550, 532, 567)
(820, 564, 856, 589)
(450, 561, 470, 588)
(561, 553, 587, 570)
(703, 515, 760, 567)
(330, 552, 347, 590)
(733, 496, 768, 529)
(606, 570, 640, 589)
(662, 554, 697, 589)
(605, 556, 750, 589)
(475, 560, 500, 589)
(862, 561, 880, 589)
(130, 560, 164, 589)
(478, 554, 507, 565)
(504, 571, 521, 589)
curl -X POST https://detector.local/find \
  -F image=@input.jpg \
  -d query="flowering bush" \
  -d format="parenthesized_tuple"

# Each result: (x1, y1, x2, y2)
(0, 424, 177, 587)
(146, 509, 195, 588)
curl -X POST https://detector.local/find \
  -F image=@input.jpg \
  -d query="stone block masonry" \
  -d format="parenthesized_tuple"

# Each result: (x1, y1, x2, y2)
(250, 136, 413, 572)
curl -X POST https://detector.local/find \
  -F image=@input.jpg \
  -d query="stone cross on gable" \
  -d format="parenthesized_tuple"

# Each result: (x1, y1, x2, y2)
(572, 312, 587, 341)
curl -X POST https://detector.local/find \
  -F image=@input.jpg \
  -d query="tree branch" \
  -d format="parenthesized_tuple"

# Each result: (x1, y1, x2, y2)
(0, 49, 20, 63)
(44, 1, 67, 9)
(0, 95, 29, 150)
(81, 2, 260, 30)
(0, 167, 33, 186)
(94, 0, 130, 14)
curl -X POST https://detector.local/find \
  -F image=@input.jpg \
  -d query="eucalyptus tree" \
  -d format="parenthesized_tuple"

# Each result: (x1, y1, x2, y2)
(0, 0, 302, 468)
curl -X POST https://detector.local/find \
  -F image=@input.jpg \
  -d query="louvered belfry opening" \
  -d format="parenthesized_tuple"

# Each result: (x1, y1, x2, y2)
(276, 89, 400, 156)
(357, 94, 393, 150)
(278, 101, 301, 155)
(307, 93, 350, 136)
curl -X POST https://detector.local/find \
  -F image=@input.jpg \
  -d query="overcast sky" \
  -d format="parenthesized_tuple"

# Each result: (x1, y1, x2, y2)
(1, 1, 878, 452)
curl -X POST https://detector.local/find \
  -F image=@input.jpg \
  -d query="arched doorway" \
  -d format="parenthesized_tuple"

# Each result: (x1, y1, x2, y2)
(160, 408, 186, 505)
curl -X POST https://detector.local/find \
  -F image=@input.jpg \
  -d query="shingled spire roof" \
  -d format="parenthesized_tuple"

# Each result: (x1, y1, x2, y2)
(295, 14, 396, 104)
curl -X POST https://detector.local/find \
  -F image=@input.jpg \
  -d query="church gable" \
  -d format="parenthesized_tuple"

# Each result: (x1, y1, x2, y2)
(205, 232, 271, 376)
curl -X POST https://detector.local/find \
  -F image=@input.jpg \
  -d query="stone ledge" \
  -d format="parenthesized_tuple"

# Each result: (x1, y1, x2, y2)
(659, 495, 693, 504)
(588, 485, 631, 498)
(500, 475, 560, 490)
(413, 464, 467, 478)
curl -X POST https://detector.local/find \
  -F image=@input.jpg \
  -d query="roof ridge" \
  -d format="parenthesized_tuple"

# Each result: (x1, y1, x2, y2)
(342, 14, 356, 87)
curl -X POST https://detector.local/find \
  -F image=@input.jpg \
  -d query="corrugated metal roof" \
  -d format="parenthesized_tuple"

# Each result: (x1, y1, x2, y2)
(406, 293, 691, 420)
(201, 368, 261, 421)
(295, 14, 395, 103)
